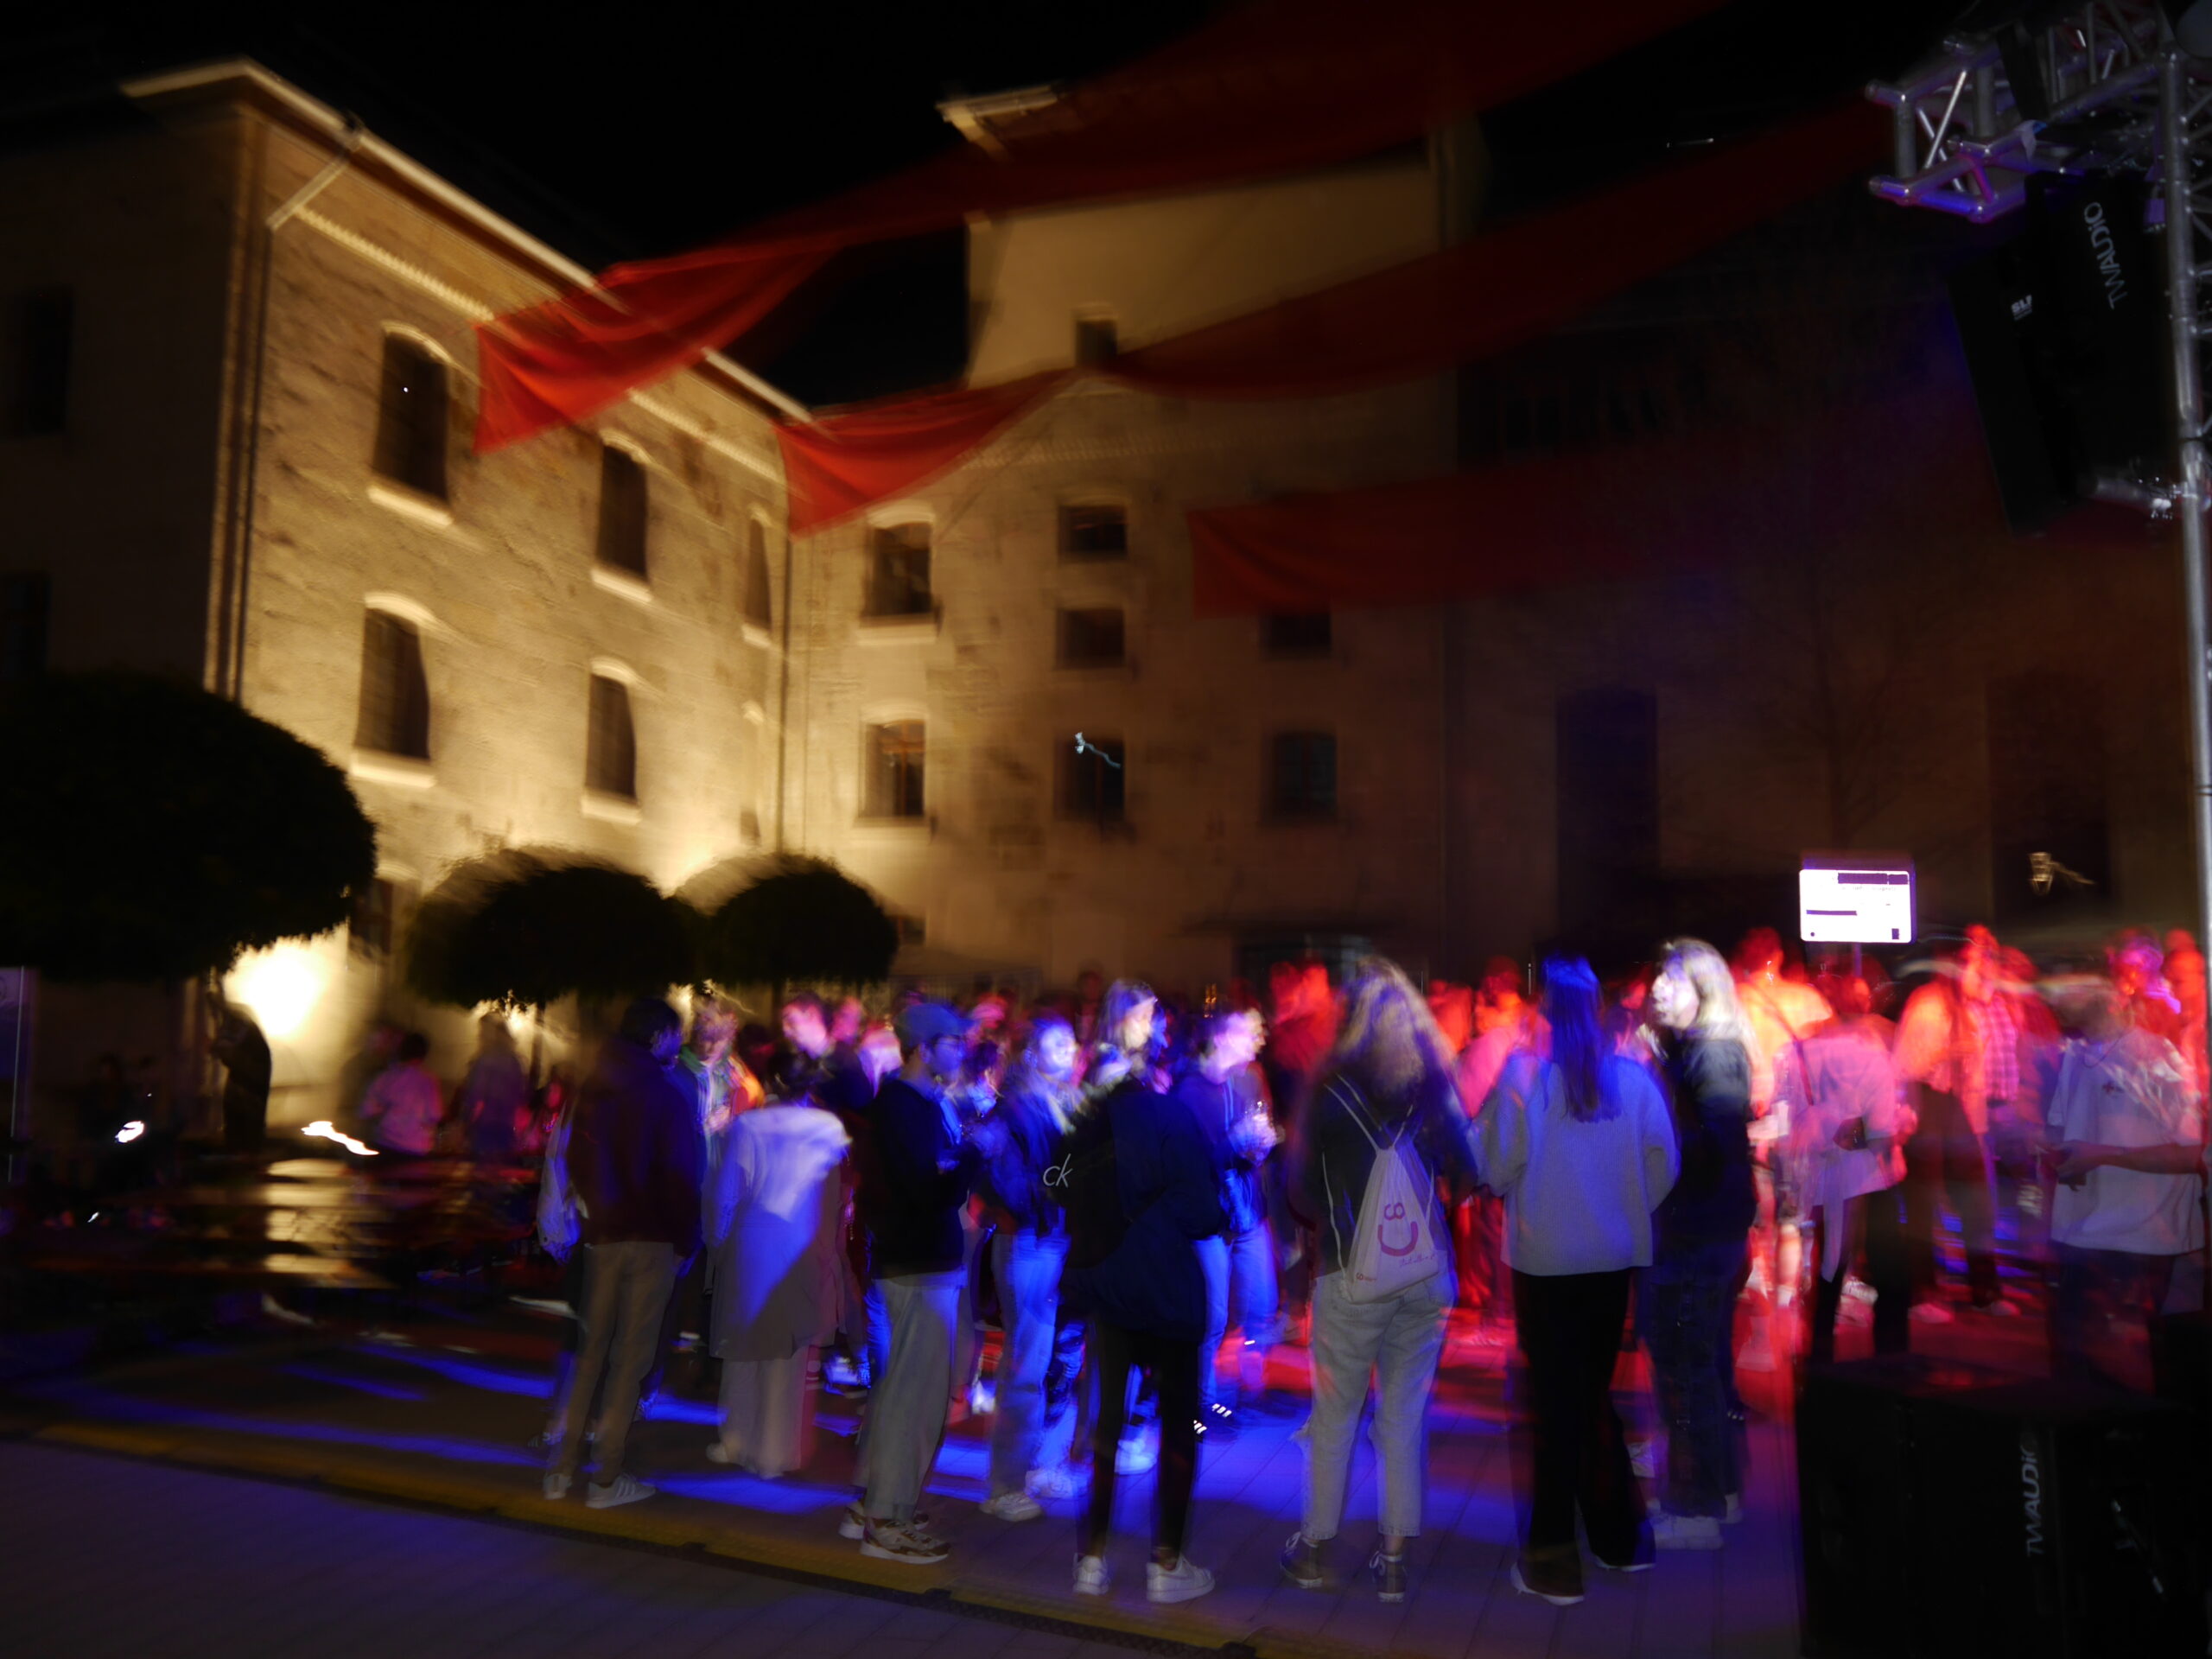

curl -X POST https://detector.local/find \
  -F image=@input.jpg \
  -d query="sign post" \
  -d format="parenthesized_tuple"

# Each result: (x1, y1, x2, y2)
(1800, 853, 1916, 976)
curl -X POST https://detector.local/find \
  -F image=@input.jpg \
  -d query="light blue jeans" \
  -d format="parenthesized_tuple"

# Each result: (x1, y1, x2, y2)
(862, 1269, 961, 1522)
(988, 1230, 1068, 1496)
(1301, 1266, 1451, 1541)
(1197, 1224, 1281, 1414)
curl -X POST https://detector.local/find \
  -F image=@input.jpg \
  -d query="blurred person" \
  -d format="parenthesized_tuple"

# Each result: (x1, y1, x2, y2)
(1282, 962, 1487, 1605)
(1476, 959, 1677, 1605)
(1264, 962, 1338, 1321)
(969, 1011, 1081, 1520)
(1893, 937, 2005, 1317)
(336, 1020, 402, 1141)
(1643, 939, 1758, 1549)
(459, 1014, 530, 1164)
(1063, 979, 1223, 1605)
(1427, 980, 1476, 1058)
(847, 1001, 980, 1565)
(212, 1007, 272, 1154)
(1074, 969, 1105, 1048)
(1733, 930, 1829, 1309)
(546, 998, 703, 1510)
(531, 1060, 586, 1452)
(2044, 972, 2207, 1389)
(640, 1001, 749, 1412)
(1173, 1007, 1282, 1434)
(1778, 976, 1911, 1363)
(1453, 969, 1546, 1338)
(359, 1032, 442, 1157)
(947, 1028, 1002, 1424)
(705, 1065, 851, 1478)
(2164, 930, 2208, 1097)
(2112, 930, 2186, 1048)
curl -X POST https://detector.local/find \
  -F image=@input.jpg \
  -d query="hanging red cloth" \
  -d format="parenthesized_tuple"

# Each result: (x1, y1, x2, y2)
(775, 100, 1885, 537)
(474, 0, 1726, 453)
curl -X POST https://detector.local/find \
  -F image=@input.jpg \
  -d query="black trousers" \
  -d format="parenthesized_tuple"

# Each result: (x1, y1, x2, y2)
(1083, 1320, 1199, 1558)
(1808, 1186, 1911, 1363)
(1511, 1268, 1644, 1565)
(1904, 1084, 1999, 1303)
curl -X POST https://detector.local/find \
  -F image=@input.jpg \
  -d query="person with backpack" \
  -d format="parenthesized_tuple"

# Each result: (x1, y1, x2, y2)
(1062, 980, 1225, 1605)
(1476, 959, 1679, 1605)
(1281, 959, 1484, 1604)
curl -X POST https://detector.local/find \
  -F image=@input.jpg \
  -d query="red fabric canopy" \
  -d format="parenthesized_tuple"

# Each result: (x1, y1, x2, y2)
(1186, 369, 1994, 617)
(777, 101, 1886, 535)
(474, 0, 1726, 453)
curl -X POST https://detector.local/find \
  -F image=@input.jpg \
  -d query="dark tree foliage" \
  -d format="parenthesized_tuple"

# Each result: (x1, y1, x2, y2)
(406, 854, 697, 1010)
(0, 671, 377, 982)
(701, 857, 898, 988)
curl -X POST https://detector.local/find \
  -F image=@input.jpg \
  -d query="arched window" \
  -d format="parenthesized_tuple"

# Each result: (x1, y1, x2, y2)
(586, 673, 638, 799)
(357, 610, 431, 760)
(372, 334, 448, 500)
(596, 445, 649, 579)
(744, 519, 774, 629)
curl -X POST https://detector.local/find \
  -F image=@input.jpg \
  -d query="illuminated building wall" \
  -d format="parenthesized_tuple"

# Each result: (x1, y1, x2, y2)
(0, 63, 793, 1135)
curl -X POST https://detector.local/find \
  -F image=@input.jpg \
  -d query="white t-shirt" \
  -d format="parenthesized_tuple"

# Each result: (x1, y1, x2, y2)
(2047, 1027, 2207, 1256)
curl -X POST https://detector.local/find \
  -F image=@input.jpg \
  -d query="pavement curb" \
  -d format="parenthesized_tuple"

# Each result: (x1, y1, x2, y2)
(29, 1420, 1373, 1659)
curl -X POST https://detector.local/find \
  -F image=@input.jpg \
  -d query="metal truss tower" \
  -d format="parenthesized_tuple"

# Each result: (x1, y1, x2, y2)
(1870, 3, 2212, 962)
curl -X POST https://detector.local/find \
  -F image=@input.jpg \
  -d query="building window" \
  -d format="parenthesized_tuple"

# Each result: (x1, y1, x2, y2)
(1057, 607, 1125, 668)
(864, 720, 925, 818)
(585, 674, 638, 799)
(348, 877, 397, 960)
(1263, 613, 1332, 657)
(1075, 315, 1118, 366)
(1555, 688, 1657, 931)
(372, 335, 448, 499)
(1268, 732, 1338, 818)
(1060, 734, 1126, 822)
(7, 289, 72, 437)
(355, 610, 431, 760)
(1060, 504, 1127, 560)
(596, 446, 649, 579)
(744, 520, 774, 628)
(867, 524, 932, 618)
(0, 573, 48, 682)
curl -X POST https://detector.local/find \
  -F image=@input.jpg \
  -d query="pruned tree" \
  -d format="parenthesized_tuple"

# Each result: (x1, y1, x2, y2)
(0, 671, 376, 981)
(699, 857, 898, 989)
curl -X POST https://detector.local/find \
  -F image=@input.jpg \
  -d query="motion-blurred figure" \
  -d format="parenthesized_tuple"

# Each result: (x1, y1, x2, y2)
(212, 1008, 271, 1154)
(459, 1014, 529, 1164)
(1893, 937, 2005, 1317)
(359, 1033, 441, 1157)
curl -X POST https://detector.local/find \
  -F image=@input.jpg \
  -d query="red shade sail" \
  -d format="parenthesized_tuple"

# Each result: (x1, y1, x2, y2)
(777, 101, 1886, 536)
(474, 0, 1726, 453)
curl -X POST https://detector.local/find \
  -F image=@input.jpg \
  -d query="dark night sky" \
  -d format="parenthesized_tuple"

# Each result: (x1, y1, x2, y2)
(3, 1, 1945, 405)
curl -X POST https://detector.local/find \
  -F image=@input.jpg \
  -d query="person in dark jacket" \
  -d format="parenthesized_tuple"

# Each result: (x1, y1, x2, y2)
(1063, 981, 1224, 1605)
(969, 1011, 1082, 1519)
(1643, 938, 1758, 1549)
(1281, 960, 1481, 1605)
(849, 1001, 980, 1566)
(1172, 1007, 1281, 1433)
(546, 998, 702, 1511)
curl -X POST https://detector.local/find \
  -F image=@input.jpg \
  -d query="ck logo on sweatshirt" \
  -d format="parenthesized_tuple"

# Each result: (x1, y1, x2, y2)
(1042, 1155, 1073, 1189)
(1379, 1199, 1419, 1257)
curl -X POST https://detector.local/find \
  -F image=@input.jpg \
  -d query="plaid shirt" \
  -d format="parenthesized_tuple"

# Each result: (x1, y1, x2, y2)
(1980, 991, 2022, 1105)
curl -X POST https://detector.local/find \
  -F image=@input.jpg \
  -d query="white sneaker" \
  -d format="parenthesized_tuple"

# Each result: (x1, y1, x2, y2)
(1146, 1555, 1215, 1604)
(981, 1489, 1044, 1522)
(1628, 1438, 1658, 1479)
(1910, 1300, 1955, 1325)
(542, 1471, 571, 1500)
(1116, 1432, 1158, 1475)
(1650, 1511, 1724, 1550)
(1073, 1554, 1111, 1596)
(1981, 1298, 2022, 1318)
(584, 1473, 656, 1510)
(860, 1520, 950, 1565)
(839, 1502, 867, 1540)
(1842, 1275, 1878, 1304)
(1723, 1491, 1744, 1525)
(969, 1380, 996, 1416)
(1027, 1465, 1079, 1500)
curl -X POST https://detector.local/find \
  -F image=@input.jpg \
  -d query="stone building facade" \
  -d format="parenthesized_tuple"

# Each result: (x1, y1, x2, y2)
(0, 62, 798, 1134)
(784, 117, 2198, 993)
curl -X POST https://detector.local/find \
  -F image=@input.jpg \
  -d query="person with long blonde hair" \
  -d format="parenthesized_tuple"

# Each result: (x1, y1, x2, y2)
(1282, 960, 1481, 1604)
(1642, 938, 1758, 1550)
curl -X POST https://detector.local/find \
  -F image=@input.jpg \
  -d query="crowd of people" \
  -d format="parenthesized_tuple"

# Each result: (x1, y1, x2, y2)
(512, 923, 2209, 1608)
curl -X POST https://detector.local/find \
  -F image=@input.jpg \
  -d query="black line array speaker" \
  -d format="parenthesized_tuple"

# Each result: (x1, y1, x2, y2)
(1948, 173, 2167, 535)
(1798, 1357, 2205, 1659)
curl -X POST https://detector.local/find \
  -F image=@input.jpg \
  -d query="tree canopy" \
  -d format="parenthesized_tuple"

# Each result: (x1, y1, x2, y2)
(0, 671, 377, 982)
(699, 857, 898, 988)
(405, 854, 697, 1010)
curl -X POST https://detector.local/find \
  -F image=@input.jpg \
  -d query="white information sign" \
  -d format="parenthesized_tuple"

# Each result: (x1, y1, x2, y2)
(1798, 854, 1915, 945)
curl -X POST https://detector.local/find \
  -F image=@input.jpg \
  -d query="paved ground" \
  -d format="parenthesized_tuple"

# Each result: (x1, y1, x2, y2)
(0, 1256, 2056, 1659)
(0, 1439, 1146, 1659)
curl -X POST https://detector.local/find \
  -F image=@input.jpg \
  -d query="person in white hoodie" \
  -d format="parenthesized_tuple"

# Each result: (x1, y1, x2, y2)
(705, 1092, 852, 1478)
(1478, 958, 1678, 1607)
